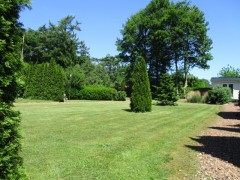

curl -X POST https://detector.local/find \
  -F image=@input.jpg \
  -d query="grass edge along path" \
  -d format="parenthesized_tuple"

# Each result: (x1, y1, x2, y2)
(15, 100, 220, 179)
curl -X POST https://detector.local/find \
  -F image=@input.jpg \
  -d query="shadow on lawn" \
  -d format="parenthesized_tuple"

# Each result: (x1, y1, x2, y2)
(122, 109, 132, 112)
(186, 136, 240, 168)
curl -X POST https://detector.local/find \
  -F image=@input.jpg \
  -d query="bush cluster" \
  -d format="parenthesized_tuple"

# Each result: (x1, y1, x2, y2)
(208, 86, 232, 104)
(24, 60, 65, 101)
(79, 86, 126, 101)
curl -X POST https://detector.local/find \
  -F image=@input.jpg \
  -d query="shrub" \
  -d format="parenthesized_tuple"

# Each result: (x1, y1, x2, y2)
(65, 65, 85, 100)
(186, 90, 208, 103)
(79, 86, 117, 100)
(187, 92, 202, 103)
(155, 73, 178, 106)
(130, 57, 152, 112)
(208, 86, 232, 104)
(113, 91, 127, 101)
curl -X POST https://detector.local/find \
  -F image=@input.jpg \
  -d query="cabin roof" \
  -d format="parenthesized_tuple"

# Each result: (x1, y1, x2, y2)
(211, 77, 240, 83)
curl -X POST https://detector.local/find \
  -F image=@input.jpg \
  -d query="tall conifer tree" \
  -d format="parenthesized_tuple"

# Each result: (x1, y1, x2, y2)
(130, 58, 152, 112)
(156, 73, 178, 106)
(0, 0, 30, 178)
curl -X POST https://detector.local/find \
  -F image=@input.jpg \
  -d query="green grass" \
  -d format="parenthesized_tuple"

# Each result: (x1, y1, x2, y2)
(15, 100, 220, 179)
(15, 98, 54, 103)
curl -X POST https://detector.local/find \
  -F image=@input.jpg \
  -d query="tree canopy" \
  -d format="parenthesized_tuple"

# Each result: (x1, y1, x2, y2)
(218, 65, 240, 77)
(23, 16, 89, 68)
(117, 0, 212, 90)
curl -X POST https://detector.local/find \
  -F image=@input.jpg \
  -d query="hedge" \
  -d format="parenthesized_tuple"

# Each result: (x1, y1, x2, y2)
(79, 86, 126, 101)
(24, 60, 65, 101)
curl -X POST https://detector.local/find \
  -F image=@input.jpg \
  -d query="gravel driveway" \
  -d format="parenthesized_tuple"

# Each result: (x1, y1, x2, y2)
(188, 103, 240, 179)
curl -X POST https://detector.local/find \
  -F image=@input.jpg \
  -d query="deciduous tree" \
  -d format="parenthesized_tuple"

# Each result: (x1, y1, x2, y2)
(117, 0, 212, 94)
(218, 65, 240, 77)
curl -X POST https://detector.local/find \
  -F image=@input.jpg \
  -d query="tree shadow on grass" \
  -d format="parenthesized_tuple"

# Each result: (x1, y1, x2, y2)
(122, 109, 132, 112)
(218, 112, 240, 120)
(186, 136, 240, 168)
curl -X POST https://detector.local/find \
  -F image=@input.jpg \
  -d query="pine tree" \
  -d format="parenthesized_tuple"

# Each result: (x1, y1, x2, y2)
(0, 0, 30, 179)
(130, 57, 152, 112)
(156, 73, 178, 105)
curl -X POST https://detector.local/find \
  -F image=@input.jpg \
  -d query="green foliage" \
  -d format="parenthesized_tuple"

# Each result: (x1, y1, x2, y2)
(208, 86, 232, 104)
(78, 86, 117, 100)
(24, 16, 89, 68)
(0, 103, 26, 179)
(112, 91, 127, 101)
(117, 0, 212, 88)
(218, 64, 240, 77)
(80, 59, 111, 87)
(99, 55, 126, 88)
(65, 65, 85, 100)
(187, 75, 211, 90)
(130, 58, 152, 112)
(0, 0, 30, 178)
(156, 73, 178, 106)
(24, 60, 65, 101)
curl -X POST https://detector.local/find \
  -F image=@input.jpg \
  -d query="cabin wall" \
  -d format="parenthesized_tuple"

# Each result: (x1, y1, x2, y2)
(212, 82, 240, 100)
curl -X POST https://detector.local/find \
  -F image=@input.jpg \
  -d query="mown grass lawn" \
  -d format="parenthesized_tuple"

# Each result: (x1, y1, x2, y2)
(15, 100, 219, 179)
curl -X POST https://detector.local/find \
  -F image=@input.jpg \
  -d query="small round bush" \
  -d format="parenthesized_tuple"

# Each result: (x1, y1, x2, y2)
(208, 86, 232, 104)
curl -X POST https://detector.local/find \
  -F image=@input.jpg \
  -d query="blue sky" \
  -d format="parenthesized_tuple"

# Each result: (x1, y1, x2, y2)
(20, 0, 240, 80)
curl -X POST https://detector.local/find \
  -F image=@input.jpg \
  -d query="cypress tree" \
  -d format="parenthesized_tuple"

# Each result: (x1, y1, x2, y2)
(156, 73, 178, 105)
(0, 0, 30, 178)
(130, 57, 152, 112)
(24, 60, 65, 101)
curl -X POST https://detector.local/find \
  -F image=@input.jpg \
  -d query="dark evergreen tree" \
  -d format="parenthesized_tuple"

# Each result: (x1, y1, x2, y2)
(23, 16, 89, 68)
(156, 73, 178, 105)
(24, 60, 65, 101)
(0, 0, 30, 178)
(130, 58, 152, 112)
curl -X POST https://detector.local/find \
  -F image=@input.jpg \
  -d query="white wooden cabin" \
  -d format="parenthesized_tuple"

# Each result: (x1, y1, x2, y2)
(211, 77, 240, 100)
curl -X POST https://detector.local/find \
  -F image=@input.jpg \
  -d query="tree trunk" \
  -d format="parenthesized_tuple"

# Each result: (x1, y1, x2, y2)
(183, 57, 188, 97)
(175, 57, 179, 95)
